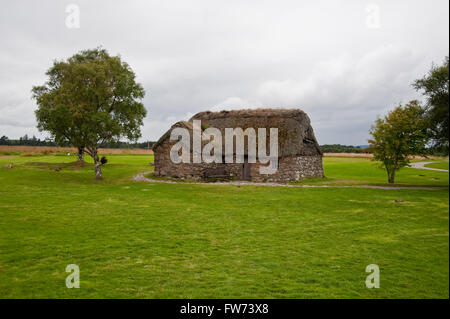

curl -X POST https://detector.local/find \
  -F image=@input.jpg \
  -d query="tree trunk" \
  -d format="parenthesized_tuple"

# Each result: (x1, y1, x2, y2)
(388, 171, 395, 184)
(388, 161, 397, 184)
(92, 148, 102, 179)
(385, 163, 391, 184)
(77, 147, 84, 162)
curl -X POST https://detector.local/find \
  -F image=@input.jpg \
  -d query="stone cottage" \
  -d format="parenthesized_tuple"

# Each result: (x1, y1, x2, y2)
(153, 109, 324, 182)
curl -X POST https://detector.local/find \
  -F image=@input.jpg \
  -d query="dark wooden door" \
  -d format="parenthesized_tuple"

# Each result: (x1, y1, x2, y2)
(242, 157, 251, 181)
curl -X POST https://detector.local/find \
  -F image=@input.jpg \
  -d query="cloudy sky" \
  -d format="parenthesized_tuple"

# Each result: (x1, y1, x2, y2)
(0, 0, 448, 145)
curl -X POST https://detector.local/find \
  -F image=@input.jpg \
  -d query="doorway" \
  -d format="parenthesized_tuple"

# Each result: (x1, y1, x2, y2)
(242, 156, 251, 181)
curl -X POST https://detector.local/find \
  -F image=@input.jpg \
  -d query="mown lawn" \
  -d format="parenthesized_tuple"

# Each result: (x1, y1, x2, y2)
(295, 157, 449, 186)
(425, 160, 449, 171)
(0, 154, 448, 298)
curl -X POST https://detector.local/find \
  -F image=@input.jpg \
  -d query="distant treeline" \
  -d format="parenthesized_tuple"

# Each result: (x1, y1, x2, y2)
(0, 135, 55, 146)
(0, 135, 156, 149)
(99, 140, 156, 149)
(2, 135, 371, 153)
(320, 144, 368, 153)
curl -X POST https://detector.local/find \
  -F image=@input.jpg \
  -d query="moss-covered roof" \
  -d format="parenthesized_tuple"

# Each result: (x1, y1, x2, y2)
(154, 108, 322, 156)
(152, 121, 193, 151)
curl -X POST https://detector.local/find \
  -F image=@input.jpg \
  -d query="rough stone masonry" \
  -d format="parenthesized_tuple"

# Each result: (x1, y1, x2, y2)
(153, 108, 324, 182)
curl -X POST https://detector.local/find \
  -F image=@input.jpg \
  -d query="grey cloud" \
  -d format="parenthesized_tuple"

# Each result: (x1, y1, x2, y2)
(0, 0, 448, 144)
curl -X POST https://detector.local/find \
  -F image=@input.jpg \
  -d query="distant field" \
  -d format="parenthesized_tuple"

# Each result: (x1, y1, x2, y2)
(1, 145, 443, 161)
(323, 152, 373, 158)
(0, 154, 448, 298)
(0, 145, 153, 155)
(323, 152, 446, 161)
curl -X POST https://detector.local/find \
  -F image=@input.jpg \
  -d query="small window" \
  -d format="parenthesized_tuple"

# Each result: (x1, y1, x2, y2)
(303, 138, 315, 144)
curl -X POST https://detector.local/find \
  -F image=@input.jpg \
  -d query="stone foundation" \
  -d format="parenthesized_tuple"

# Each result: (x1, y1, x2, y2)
(154, 153, 324, 182)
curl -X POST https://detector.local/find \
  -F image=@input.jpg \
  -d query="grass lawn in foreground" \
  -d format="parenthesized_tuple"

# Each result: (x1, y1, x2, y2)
(0, 154, 448, 298)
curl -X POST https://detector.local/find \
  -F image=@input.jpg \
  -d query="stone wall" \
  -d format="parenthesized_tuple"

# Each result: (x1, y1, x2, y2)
(248, 155, 324, 182)
(154, 139, 324, 182)
(154, 142, 244, 180)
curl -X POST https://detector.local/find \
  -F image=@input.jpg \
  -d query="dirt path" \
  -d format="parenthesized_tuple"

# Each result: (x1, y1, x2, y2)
(409, 161, 449, 172)
(133, 172, 447, 190)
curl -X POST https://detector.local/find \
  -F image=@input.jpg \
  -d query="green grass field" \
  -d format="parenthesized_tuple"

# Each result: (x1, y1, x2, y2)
(424, 160, 449, 171)
(0, 154, 448, 298)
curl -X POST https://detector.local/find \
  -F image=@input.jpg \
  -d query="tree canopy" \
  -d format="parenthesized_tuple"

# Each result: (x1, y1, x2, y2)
(33, 48, 146, 178)
(368, 101, 429, 183)
(413, 56, 449, 154)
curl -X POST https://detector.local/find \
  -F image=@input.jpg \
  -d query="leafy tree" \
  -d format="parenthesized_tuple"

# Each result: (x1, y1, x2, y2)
(0, 136, 9, 145)
(413, 56, 449, 154)
(33, 48, 146, 178)
(368, 101, 429, 183)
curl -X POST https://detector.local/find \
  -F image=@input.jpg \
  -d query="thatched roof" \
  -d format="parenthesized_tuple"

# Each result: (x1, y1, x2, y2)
(154, 108, 322, 156)
(190, 108, 307, 120)
(153, 121, 192, 151)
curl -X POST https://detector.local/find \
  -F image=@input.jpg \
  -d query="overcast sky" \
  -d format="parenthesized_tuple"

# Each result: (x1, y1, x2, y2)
(0, 0, 448, 145)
